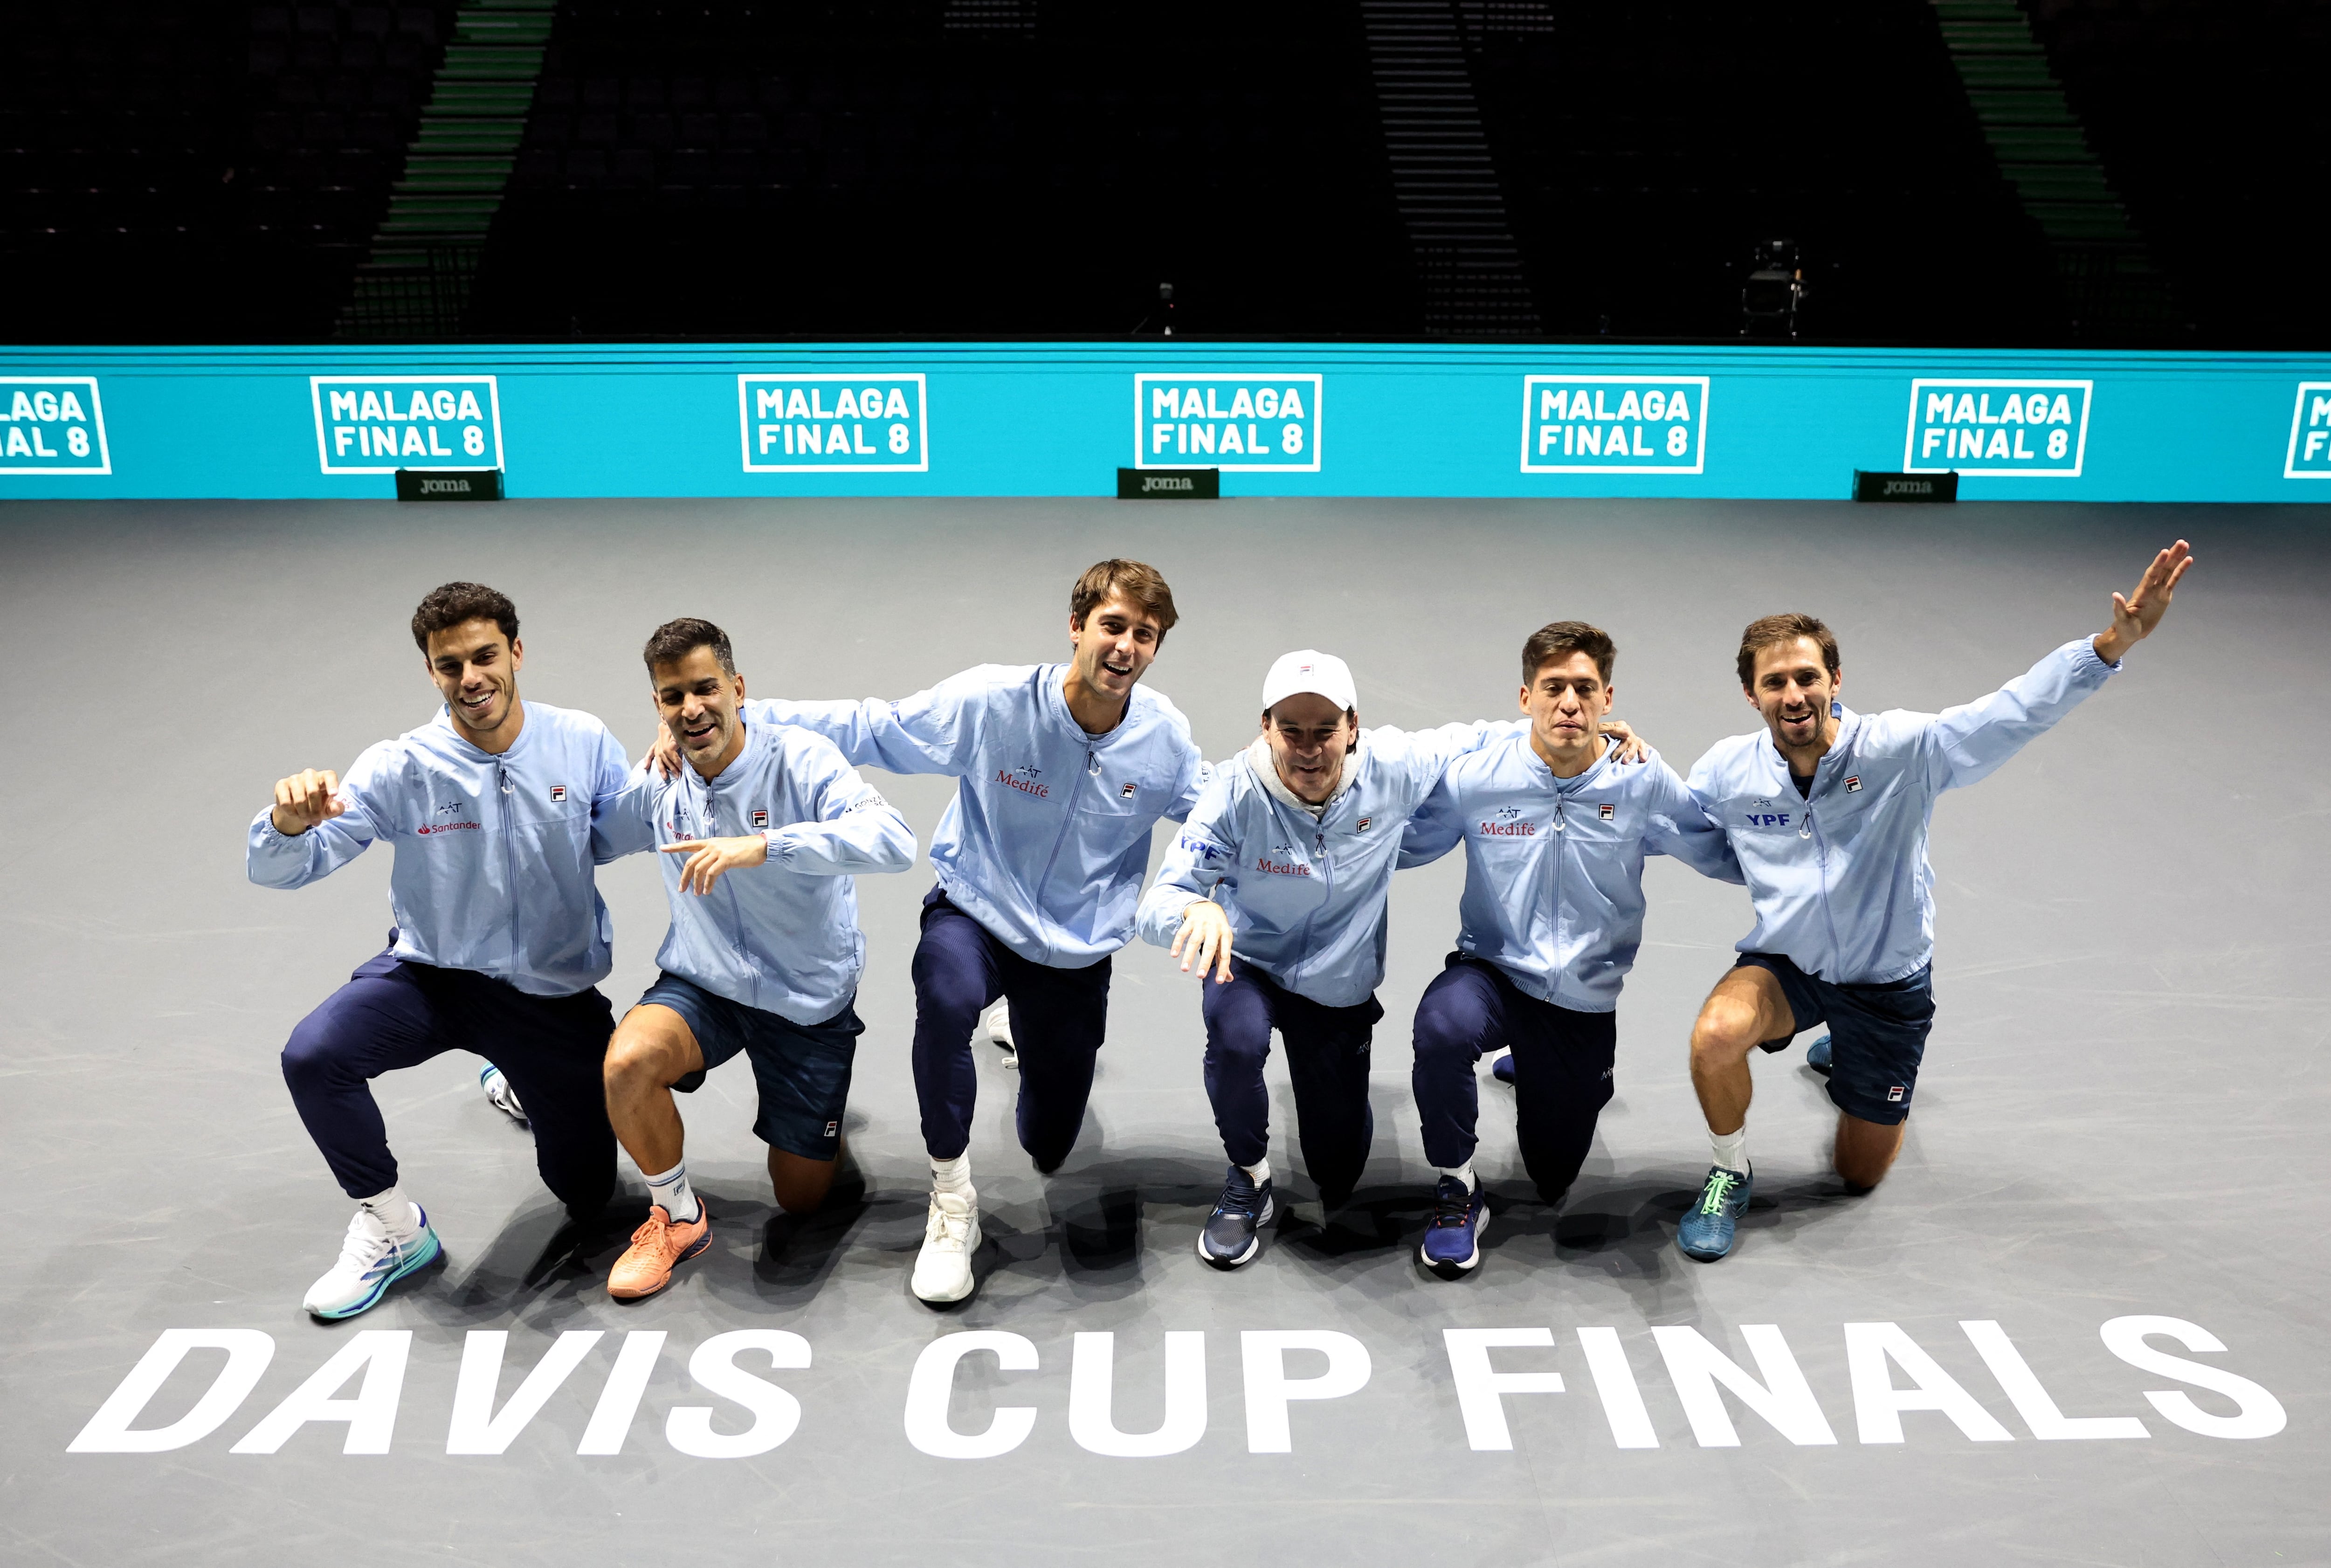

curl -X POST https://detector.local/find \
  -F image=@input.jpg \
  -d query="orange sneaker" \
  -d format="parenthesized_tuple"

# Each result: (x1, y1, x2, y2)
(607, 1205, 711, 1300)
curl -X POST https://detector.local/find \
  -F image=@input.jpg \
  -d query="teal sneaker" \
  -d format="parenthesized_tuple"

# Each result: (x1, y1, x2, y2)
(303, 1203, 443, 1319)
(1676, 1166, 1751, 1261)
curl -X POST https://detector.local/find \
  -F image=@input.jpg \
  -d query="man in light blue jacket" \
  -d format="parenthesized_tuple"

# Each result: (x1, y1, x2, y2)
(1676, 541, 2194, 1262)
(592, 619, 916, 1301)
(1398, 621, 1743, 1278)
(1137, 650, 1540, 1270)
(700, 560, 1207, 1304)
(248, 582, 633, 1320)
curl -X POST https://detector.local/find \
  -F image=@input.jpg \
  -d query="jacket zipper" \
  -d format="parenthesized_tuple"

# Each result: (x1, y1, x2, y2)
(496, 760, 517, 981)
(1800, 768, 1845, 974)
(1029, 746, 1094, 963)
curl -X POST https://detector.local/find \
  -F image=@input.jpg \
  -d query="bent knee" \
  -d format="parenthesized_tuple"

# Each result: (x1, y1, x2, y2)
(280, 1020, 349, 1088)
(1689, 1002, 1765, 1064)
(603, 1027, 686, 1090)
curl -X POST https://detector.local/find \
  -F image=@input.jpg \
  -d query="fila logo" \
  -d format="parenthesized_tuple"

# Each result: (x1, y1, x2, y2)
(1845, 775, 1862, 792)
(1885, 1084, 1906, 1103)
(751, 808, 769, 829)
(822, 1120, 839, 1137)
(1119, 781, 1138, 798)
(1356, 816, 1372, 831)
(548, 785, 567, 803)
(1597, 802, 1615, 821)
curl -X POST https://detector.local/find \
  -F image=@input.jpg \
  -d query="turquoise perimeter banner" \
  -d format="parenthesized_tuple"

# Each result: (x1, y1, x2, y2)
(3, 342, 2328, 502)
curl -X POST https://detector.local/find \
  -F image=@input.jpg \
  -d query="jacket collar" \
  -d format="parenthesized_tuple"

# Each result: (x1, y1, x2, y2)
(1246, 732, 1369, 819)
(1040, 662, 1139, 750)
(1516, 727, 1612, 794)
(1757, 702, 1862, 784)
(432, 698, 534, 765)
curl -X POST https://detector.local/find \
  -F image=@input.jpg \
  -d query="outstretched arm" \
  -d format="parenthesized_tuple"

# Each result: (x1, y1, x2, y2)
(646, 675, 986, 780)
(2090, 539, 2193, 666)
(1930, 539, 2194, 791)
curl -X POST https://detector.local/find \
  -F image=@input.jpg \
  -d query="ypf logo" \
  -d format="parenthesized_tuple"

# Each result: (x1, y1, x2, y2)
(312, 375, 503, 475)
(0, 377, 109, 474)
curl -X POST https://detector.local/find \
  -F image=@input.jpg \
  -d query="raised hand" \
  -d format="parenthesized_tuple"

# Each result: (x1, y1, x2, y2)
(270, 768, 346, 836)
(1599, 718, 1652, 765)
(1171, 900, 1236, 984)
(2094, 539, 2194, 664)
(660, 834, 767, 895)
(641, 725, 683, 780)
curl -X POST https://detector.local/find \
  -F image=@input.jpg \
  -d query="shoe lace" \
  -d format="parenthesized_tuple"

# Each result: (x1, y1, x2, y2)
(925, 1195, 972, 1251)
(1429, 1180, 1473, 1229)
(336, 1212, 397, 1274)
(630, 1209, 674, 1250)
(1212, 1176, 1261, 1222)
(1698, 1170, 1741, 1215)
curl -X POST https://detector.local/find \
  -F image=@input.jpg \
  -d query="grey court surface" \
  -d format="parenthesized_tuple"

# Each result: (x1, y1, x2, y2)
(1, 497, 2325, 1568)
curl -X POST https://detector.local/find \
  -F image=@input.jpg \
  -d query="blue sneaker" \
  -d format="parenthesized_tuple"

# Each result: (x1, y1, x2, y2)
(303, 1202, 443, 1319)
(1490, 1051, 1516, 1085)
(1677, 1166, 1752, 1261)
(1806, 1035, 1833, 1077)
(1418, 1175, 1488, 1277)
(1197, 1164, 1275, 1270)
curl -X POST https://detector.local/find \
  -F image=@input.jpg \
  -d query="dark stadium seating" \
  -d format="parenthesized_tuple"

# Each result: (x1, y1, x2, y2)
(2025, 0, 2330, 347)
(0, 0, 2322, 344)
(1460, 0, 2063, 342)
(465, 0, 1423, 338)
(0, 0, 455, 341)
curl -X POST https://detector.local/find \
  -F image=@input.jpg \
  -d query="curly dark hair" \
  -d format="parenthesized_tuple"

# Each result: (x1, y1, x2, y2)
(410, 582, 517, 652)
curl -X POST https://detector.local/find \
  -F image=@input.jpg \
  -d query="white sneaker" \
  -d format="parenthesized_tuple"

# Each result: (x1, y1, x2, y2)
(910, 1188, 982, 1304)
(480, 1063, 528, 1124)
(303, 1203, 442, 1319)
(982, 1002, 1017, 1071)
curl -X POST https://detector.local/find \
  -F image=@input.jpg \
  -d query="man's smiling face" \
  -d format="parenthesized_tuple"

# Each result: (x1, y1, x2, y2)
(424, 618, 523, 743)
(1068, 593, 1164, 705)
(1747, 635, 1841, 753)
(652, 645, 747, 777)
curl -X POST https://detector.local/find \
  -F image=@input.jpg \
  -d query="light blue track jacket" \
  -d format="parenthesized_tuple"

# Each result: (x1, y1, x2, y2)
(742, 663, 1207, 968)
(1137, 723, 1522, 1008)
(1399, 734, 1744, 1013)
(1686, 637, 2119, 984)
(245, 701, 631, 996)
(593, 722, 915, 1025)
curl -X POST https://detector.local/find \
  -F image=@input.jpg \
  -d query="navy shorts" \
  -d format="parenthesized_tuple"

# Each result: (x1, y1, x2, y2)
(1735, 953, 1934, 1126)
(636, 973, 862, 1160)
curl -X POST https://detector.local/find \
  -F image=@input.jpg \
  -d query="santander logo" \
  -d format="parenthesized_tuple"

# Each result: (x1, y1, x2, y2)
(416, 822, 480, 835)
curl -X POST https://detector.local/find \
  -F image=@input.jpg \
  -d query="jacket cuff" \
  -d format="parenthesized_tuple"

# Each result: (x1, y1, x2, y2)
(761, 829, 785, 864)
(2071, 635, 2123, 676)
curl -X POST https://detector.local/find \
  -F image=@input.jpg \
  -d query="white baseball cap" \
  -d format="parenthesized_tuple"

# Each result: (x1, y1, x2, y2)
(1261, 649, 1357, 714)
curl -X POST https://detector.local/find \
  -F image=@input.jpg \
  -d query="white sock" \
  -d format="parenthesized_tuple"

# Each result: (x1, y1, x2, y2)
(931, 1153, 973, 1197)
(1241, 1158, 1271, 1187)
(1437, 1160, 1476, 1191)
(643, 1160, 700, 1223)
(1710, 1126, 1749, 1175)
(358, 1186, 419, 1241)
